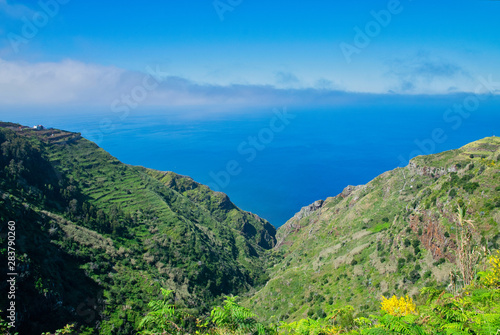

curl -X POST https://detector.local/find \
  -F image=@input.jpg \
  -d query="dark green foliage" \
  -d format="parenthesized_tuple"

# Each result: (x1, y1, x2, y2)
(3, 125, 500, 334)
(406, 254, 415, 263)
(209, 296, 270, 334)
(316, 308, 326, 319)
(0, 126, 276, 334)
(463, 182, 480, 194)
(449, 188, 457, 198)
(409, 270, 421, 283)
(413, 246, 421, 255)
(397, 258, 406, 272)
(433, 258, 446, 266)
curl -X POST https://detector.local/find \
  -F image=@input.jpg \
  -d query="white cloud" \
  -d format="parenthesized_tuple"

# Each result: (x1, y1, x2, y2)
(0, 58, 497, 110)
(0, 58, 352, 107)
(0, 58, 125, 105)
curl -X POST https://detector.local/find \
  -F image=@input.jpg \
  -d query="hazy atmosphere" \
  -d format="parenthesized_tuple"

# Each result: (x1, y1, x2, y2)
(2, 0, 499, 225)
(1, 1, 500, 334)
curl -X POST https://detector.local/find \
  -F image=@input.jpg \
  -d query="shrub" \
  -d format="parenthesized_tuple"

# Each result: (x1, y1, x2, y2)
(433, 258, 446, 266)
(380, 295, 416, 317)
(316, 308, 326, 319)
(464, 182, 480, 194)
(397, 258, 405, 272)
(480, 251, 500, 288)
(414, 246, 421, 256)
(409, 269, 421, 283)
(449, 188, 457, 198)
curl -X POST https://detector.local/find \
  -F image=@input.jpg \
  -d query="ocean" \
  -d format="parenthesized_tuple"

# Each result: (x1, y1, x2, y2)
(8, 97, 500, 227)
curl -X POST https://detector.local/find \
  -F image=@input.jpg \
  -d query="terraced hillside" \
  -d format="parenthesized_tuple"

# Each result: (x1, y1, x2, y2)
(0, 122, 275, 334)
(2, 120, 499, 334)
(245, 137, 500, 323)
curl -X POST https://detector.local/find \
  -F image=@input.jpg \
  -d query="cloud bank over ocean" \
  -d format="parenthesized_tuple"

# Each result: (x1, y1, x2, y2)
(0, 58, 498, 112)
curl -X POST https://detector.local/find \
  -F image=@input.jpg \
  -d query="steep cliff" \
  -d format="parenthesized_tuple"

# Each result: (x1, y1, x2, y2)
(0, 122, 276, 334)
(245, 137, 500, 322)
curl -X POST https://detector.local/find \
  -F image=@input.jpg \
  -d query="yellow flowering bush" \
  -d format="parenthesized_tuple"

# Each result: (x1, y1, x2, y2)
(380, 295, 417, 317)
(481, 251, 500, 288)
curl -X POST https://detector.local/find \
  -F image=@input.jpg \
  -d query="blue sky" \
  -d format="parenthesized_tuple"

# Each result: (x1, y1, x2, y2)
(0, 0, 499, 108)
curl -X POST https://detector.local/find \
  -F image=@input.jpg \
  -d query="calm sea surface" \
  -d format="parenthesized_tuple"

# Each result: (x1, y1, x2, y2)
(9, 99, 500, 227)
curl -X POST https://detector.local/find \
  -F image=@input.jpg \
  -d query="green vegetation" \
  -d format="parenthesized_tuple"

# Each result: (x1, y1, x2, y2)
(44, 250, 500, 334)
(1, 122, 500, 334)
(247, 136, 500, 323)
(0, 123, 275, 334)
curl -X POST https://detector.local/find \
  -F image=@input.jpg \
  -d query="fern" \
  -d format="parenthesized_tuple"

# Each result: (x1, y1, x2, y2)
(362, 327, 397, 335)
(421, 287, 446, 304)
(138, 288, 186, 334)
(377, 315, 428, 335)
(210, 296, 271, 335)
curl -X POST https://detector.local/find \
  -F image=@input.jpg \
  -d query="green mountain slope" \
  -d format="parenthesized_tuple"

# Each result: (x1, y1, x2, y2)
(244, 137, 500, 323)
(0, 122, 275, 334)
(2, 121, 500, 334)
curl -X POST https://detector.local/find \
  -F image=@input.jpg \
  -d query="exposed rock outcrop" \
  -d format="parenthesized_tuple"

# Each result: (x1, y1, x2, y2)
(408, 162, 457, 178)
(276, 200, 324, 247)
(293, 200, 324, 221)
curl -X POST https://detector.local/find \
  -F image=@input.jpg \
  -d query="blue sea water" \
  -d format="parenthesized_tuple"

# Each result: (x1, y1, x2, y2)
(7, 97, 500, 227)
